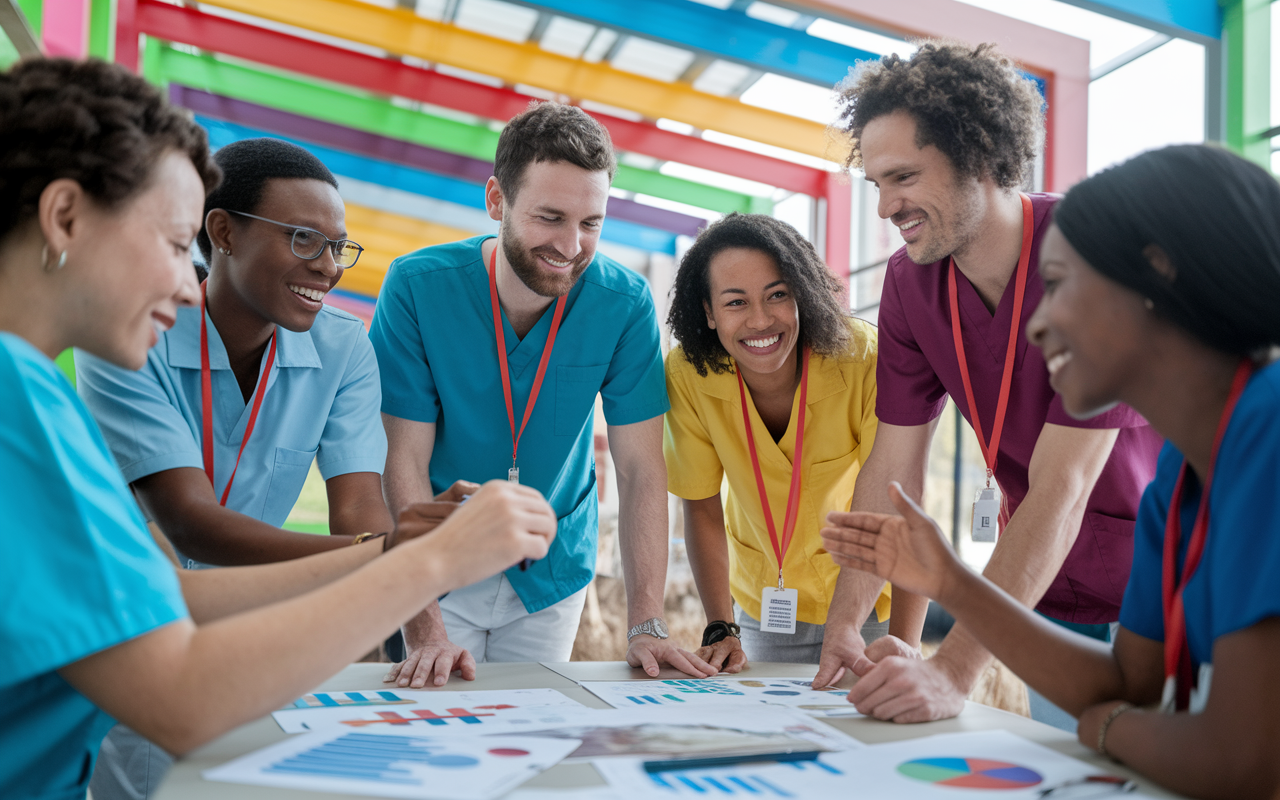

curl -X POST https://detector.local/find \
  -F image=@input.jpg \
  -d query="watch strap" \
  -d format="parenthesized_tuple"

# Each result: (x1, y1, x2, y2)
(701, 620, 741, 647)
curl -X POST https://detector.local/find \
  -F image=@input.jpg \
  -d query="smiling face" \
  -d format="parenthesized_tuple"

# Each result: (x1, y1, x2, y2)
(69, 150, 205, 369)
(490, 160, 609, 297)
(703, 247, 800, 380)
(210, 177, 348, 332)
(860, 110, 986, 266)
(1026, 224, 1153, 418)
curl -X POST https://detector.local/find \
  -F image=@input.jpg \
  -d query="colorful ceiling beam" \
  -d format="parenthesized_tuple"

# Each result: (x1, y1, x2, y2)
(1059, 0, 1219, 41)
(339, 203, 474, 298)
(517, 0, 876, 86)
(190, 0, 837, 160)
(134, 0, 825, 197)
(791, 0, 1089, 191)
(173, 86, 706, 238)
(194, 113, 681, 257)
(149, 43, 765, 216)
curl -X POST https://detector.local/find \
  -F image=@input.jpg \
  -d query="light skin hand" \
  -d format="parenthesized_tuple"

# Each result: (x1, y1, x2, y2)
(694, 636, 747, 674)
(627, 635, 719, 678)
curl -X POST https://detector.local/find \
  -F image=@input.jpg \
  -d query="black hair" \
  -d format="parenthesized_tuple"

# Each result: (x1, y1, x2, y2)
(493, 101, 616, 202)
(1054, 144, 1280, 356)
(196, 137, 338, 260)
(835, 42, 1044, 189)
(0, 57, 219, 245)
(667, 213, 866, 376)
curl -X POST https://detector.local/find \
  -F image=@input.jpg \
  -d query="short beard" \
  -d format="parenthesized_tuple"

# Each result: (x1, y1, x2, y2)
(502, 228, 590, 298)
(905, 179, 985, 266)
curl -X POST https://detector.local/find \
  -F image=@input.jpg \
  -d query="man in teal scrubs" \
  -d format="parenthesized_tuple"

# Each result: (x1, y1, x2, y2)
(372, 102, 715, 684)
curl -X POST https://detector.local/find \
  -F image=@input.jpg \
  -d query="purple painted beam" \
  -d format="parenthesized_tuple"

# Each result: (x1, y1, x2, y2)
(172, 85, 706, 238)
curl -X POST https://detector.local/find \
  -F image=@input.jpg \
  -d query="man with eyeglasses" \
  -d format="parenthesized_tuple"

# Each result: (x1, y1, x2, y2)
(76, 139, 453, 799)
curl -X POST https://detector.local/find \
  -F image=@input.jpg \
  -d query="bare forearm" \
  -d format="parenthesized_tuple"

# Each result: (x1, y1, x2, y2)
(401, 600, 448, 649)
(939, 566, 1123, 713)
(159, 505, 356, 565)
(178, 541, 383, 623)
(683, 497, 735, 624)
(825, 567, 885, 631)
(887, 588, 928, 647)
(617, 475, 668, 626)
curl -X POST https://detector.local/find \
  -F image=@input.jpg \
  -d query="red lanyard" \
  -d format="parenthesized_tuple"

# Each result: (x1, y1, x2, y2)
(1161, 358, 1252, 711)
(948, 193, 1034, 487)
(489, 243, 566, 470)
(200, 282, 277, 507)
(737, 349, 810, 587)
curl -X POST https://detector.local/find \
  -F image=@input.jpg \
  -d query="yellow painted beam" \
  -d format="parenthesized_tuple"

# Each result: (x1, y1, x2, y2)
(196, 0, 840, 160)
(339, 203, 477, 298)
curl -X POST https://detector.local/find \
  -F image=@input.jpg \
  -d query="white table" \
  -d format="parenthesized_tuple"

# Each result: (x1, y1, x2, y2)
(154, 661, 1183, 798)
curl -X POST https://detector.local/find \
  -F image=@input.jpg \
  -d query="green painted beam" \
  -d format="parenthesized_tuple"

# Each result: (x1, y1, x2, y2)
(88, 0, 113, 59)
(55, 349, 75, 386)
(0, 27, 19, 68)
(16, 0, 39, 37)
(149, 45, 767, 215)
(1223, 0, 1270, 168)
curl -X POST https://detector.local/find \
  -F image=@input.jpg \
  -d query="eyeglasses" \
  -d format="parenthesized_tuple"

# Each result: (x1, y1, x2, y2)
(226, 210, 364, 268)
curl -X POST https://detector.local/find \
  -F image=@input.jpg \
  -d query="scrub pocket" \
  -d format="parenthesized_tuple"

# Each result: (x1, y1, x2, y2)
(262, 446, 318, 526)
(554, 364, 609, 436)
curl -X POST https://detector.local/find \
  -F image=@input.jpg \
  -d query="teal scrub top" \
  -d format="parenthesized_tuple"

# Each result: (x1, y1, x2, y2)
(76, 303, 387, 566)
(370, 236, 669, 613)
(0, 333, 188, 800)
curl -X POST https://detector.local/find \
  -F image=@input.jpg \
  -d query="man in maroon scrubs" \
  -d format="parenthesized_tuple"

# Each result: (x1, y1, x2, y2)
(816, 42, 1163, 726)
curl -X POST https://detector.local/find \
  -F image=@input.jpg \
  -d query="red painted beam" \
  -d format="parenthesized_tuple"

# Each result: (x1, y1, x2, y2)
(135, 0, 828, 197)
(116, 0, 138, 71)
(823, 173, 852, 293)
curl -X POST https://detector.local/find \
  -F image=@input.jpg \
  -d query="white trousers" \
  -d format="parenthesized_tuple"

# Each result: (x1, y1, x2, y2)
(438, 572, 588, 662)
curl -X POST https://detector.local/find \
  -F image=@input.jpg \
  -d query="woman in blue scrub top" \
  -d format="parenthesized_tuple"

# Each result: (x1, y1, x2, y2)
(822, 145, 1280, 799)
(0, 58, 555, 800)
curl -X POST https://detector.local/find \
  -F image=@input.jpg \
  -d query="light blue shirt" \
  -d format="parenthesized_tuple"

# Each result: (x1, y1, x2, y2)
(0, 333, 188, 800)
(370, 236, 669, 613)
(76, 303, 387, 565)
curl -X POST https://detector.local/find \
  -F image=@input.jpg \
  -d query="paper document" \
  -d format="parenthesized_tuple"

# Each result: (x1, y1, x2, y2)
(272, 688, 582, 733)
(203, 728, 580, 800)
(580, 678, 859, 717)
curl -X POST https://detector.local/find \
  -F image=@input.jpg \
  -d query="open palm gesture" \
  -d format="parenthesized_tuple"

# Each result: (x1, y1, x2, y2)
(820, 482, 964, 602)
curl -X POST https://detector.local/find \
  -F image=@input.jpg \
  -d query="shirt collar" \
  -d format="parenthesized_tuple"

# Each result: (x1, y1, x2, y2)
(164, 304, 322, 370)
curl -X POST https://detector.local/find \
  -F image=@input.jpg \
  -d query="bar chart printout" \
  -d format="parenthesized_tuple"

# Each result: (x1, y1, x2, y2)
(272, 687, 583, 733)
(287, 691, 414, 709)
(204, 728, 582, 800)
(593, 755, 852, 798)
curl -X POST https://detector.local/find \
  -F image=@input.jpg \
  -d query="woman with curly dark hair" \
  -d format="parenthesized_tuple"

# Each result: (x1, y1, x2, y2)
(0, 57, 552, 800)
(664, 213, 922, 673)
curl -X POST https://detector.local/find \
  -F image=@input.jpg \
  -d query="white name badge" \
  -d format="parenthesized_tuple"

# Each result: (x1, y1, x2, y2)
(972, 486, 1001, 543)
(761, 587, 798, 634)
(508, 467, 520, 484)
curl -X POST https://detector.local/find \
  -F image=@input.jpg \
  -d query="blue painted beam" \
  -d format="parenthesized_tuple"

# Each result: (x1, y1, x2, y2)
(194, 115, 679, 255)
(1058, 0, 1219, 41)
(519, 0, 877, 86)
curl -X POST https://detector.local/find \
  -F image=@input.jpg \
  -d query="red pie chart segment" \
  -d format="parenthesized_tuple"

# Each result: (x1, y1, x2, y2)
(898, 757, 1043, 789)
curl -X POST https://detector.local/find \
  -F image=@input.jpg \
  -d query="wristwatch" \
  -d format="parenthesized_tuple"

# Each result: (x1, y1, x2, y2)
(627, 617, 669, 641)
(701, 620, 741, 647)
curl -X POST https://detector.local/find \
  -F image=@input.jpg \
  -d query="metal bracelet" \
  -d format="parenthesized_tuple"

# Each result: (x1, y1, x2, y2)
(1096, 701, 1135, 761)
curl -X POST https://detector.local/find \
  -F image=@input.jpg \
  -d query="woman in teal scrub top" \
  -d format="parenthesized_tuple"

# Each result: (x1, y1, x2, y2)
(0, 58, 555, 800)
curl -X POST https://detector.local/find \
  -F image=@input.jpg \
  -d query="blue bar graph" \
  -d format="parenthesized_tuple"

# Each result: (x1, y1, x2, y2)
(264, 732, 479, 784)
(645, 759, 841, 796)
(289, 691, 411, 709)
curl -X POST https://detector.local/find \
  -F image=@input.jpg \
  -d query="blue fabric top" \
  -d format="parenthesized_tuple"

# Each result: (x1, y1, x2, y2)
(0, 333, 188, 800)
(76, 303, 387, 564)
(1120, 360, 1280, 668)
(370, 236, 669, 612)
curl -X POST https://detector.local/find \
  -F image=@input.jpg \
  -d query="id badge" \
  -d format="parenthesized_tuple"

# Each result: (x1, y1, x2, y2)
(760, 587, 798, 634)
(508, 467, 520, 484)
(972, 486, 1000, 543)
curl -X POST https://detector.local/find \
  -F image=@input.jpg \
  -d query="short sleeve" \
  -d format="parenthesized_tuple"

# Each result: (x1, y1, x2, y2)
(663, 353, 724, 500)
(1118, 443, 1177, 642)
(75, 348, 203, 483)
(316, 330, 389, 479)
(0, 339, 187, 687)
(1046, 393, 1149, 429)
(370, 258, 440, 423)
(874, 261, 948, 426)
(600, 288, 670, 426)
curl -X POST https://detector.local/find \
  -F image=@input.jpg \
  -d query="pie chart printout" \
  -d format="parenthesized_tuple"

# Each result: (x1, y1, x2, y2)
(897, 757, 1044, 789)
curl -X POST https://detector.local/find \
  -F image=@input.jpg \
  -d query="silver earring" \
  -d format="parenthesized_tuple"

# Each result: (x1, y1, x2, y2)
(40, 245, 66, 272)
(1143, 298, 1154, 311)
(218, 247, 231, 255)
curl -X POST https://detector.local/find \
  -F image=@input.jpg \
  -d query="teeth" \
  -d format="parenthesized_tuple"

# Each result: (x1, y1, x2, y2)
(899, 219, 923, 231)
(541, 256, 571, 268)
(1047, 352, 1072, 375)
(289, 284, 326, 302)
(744, 334, 781, 349)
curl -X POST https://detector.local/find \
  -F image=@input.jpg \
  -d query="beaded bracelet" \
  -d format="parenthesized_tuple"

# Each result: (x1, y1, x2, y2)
(1096, 701, 1134, 761)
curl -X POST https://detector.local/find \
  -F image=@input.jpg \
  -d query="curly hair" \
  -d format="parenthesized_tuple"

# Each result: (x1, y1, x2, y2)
(197, 137, 339, 261)
(0, 57, 220, 245)
(668, 213, 864, 377)
(494, 101, 616, 202)
(835, 42, 1043, 189)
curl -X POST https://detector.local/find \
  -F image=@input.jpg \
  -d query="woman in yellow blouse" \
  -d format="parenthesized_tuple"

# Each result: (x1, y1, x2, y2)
(665, 213, 920, 673)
